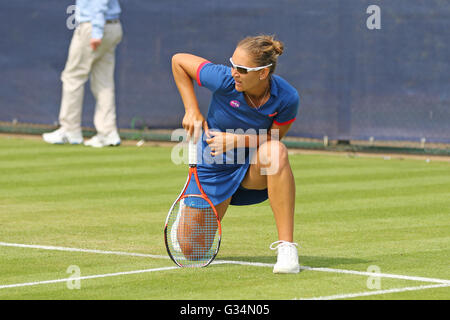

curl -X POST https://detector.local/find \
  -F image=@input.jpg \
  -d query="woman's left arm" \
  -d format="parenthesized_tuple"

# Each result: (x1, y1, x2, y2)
(269, 122, 293, 140)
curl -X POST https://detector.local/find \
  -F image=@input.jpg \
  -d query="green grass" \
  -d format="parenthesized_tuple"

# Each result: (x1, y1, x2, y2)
(0, 135, 449, 300)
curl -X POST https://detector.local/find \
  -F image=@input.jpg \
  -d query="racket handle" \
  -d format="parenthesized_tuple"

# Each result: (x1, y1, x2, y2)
(188, 138, 197, 166)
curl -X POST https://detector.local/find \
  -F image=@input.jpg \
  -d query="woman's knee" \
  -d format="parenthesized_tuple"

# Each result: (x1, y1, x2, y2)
(258, 140, 289, 174)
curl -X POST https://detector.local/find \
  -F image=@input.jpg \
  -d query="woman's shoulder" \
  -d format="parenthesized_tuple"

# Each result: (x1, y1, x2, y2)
(272, 75, 300, 103)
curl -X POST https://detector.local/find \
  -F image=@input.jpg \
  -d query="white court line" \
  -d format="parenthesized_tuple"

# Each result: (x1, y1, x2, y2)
(297, 283, 450, 300)
(0, 266, 178, 290)
(1, 241, 449, 287)
(0, 242, 168, 260)
(299, 266, 450, 285)
(214, 260, 450, 285)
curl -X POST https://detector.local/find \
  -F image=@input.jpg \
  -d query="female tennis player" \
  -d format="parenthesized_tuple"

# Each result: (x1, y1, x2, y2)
(172, 35, 300, 273)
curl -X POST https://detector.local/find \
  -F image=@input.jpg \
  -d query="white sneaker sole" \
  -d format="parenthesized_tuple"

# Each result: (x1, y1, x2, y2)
(273, 264, 301, 274)
(42, 135, 83, 145)
(84, 140, 121, 148)
(84, 142, 104, 148)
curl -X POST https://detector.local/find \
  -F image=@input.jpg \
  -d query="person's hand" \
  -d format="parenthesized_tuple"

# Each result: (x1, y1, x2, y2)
(206, 131, 237, 156)
(90, 38, 102, 51)
(182, 111, 209, 143)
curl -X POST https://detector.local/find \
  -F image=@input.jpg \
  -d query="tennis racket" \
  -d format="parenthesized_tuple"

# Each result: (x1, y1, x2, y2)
(164, 138, 221, 267)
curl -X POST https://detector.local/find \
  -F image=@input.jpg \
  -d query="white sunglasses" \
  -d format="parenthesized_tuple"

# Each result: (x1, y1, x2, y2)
(229, 57, 272, 74)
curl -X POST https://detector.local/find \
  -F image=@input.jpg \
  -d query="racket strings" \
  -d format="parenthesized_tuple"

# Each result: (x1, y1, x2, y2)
(167, 196, 220, 267)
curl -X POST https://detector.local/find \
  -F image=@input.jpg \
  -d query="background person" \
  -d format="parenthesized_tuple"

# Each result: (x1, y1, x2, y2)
(43, 0, 123, 148)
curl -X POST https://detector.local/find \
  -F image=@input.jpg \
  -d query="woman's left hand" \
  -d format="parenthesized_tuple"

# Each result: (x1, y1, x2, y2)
(206, 131, 237, 156)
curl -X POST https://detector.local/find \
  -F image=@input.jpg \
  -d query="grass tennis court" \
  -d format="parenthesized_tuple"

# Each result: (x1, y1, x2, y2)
(0, 135, 449, 300)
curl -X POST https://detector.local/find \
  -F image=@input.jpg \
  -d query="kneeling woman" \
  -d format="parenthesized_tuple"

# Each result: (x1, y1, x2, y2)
(172, 35, 300, 273)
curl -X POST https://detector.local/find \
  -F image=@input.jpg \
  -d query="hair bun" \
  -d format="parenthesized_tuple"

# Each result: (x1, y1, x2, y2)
(273, 40, 284, 56)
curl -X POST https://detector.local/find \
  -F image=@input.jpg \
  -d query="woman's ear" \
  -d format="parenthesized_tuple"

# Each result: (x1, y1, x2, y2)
(259, 68, 270, 80)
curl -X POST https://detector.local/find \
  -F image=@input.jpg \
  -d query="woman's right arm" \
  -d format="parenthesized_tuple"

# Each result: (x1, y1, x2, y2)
(171, 53, 210, 141)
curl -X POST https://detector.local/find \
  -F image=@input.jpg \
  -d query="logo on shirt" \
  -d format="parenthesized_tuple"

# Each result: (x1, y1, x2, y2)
(229, 100, 240, 108)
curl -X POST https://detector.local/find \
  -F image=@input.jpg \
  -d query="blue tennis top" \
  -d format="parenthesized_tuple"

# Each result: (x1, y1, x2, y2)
(186, 62, 300, 206)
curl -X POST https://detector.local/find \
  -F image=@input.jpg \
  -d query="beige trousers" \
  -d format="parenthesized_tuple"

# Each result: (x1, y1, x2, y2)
(59, 22, 123, 135)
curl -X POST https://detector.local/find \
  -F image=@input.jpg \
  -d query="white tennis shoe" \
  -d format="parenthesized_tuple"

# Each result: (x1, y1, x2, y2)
(42, 128, 83, 145)
(84, 131, 121, 148)
(270, 240, 300, 274)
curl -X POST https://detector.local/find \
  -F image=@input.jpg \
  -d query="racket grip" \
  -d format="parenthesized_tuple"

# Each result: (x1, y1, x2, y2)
(188, 138, 197, 165)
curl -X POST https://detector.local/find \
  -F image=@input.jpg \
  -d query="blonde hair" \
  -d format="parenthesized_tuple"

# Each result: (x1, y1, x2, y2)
(237, 35, 284, 75)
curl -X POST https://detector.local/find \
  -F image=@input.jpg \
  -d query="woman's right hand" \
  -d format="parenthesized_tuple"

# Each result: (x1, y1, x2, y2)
(182, 110, 210, 143)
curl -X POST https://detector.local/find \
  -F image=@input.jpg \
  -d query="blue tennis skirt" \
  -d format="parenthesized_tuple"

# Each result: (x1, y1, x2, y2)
(184, 141, 268, 208)
(185, 180, 268, 208)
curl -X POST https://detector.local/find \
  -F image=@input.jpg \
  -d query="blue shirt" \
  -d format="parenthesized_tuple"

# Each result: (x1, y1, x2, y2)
(76, 0, 121, 39)
(198, 62, 300, 134)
